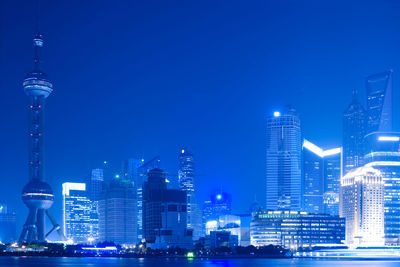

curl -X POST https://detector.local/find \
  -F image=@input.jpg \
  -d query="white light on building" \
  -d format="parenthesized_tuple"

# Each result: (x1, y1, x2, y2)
(340, 166, 385, 246)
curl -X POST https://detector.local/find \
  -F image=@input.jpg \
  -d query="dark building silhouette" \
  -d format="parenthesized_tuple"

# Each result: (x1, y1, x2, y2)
(142, 168, 191, 246)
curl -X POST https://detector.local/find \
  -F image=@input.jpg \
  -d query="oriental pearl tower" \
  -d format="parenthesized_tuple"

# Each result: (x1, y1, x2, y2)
(19, 33, 65, 243)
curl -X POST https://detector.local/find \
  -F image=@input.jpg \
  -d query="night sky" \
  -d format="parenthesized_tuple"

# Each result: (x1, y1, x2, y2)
(1, 0, 400, 229)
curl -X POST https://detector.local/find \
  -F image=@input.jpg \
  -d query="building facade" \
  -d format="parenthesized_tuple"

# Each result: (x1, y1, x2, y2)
(62, 182, 97, 243)
(202, 191, 232, 235)
(340, 166, 384, 246)
(250, 210, 345, 249)
(365, 70, 393, 133)
(178, 149, 202, 240)
(136, 156, 161, 240)
(0, 202, 16, 243)
(302, 139, 342, 215)
(343, 90, 367, 175)
(364, 132, 400, 245)
(99, 179, 136, 245)
(266, 107, 302, 210)
(143, 168, 192, 247)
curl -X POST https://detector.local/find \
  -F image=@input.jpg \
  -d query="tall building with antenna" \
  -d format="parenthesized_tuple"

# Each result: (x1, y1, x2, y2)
(19, 33, 64, 243)
(178, 149, 202, 240)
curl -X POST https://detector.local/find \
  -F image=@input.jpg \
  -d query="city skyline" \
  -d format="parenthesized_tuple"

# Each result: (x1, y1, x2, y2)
(2, 0, 400, 231)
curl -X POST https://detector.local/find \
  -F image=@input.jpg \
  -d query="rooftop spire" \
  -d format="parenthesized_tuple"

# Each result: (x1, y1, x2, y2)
(32, 34, 44, 71)
(32, 0, 42, 71)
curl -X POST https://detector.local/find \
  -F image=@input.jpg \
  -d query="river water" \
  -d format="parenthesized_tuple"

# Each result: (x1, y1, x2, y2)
(1, 257, 400, 267)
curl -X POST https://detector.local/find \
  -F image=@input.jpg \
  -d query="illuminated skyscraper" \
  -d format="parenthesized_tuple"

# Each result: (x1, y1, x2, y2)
(340, 166, 384, 246)
(364, 132, 400, 245)
(343, 90, 367, 174)
(178, 149, 202, 240)
(366, 70, 393, 133)
(19, 33, 64, 243)
(266, 107, 302, 210)
(302, 140, 342, 215)
(62, 183, 97, 243)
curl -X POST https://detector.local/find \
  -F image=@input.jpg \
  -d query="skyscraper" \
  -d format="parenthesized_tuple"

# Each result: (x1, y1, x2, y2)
(323, 151, 342, 215)
(136, 156, 160, 240)
(99, 178, 136, 245)
(19, 33, 64, 243)
(366, 70, 393, 133)
(266, 107, 302, 210)
(142, 168, 192, 246)
(302, 140, 342, 215)
(343, 90, 367, 174)
(364, 132, 400, 246)
(87, 168, 104, 202)
(62, 183, 97, 243)
(178, 149, 202, 240)
(340, 166, 384, 246)
(302, 140, 324, 214)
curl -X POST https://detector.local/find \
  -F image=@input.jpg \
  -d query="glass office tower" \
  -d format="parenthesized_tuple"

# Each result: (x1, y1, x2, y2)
(178, 149, 202, 240)
(364, 132, 400, 245)
(62, 183, 96, 243)
(366, 70, 393, 133)
(266, 107, 302, 210)
(302, 139, 342, 215)
(343, 90, 367, 174)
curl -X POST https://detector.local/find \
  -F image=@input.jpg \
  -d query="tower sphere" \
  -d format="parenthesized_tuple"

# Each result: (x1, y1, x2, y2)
(22, 180, 54, 210)
(23, 34, 53, 98)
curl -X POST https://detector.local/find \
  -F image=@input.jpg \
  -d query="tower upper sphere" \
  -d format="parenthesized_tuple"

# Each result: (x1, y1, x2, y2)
(23, 34, 53, 98)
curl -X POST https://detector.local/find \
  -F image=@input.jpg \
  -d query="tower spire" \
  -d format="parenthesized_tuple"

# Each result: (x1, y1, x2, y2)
(33, 0, 42, 71)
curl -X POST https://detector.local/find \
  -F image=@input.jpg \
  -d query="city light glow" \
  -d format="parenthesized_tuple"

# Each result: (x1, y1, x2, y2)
(378, 136, 400, 141)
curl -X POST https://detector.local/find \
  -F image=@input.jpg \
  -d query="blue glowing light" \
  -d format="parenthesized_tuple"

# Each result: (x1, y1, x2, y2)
(216, 194, 222, 200)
